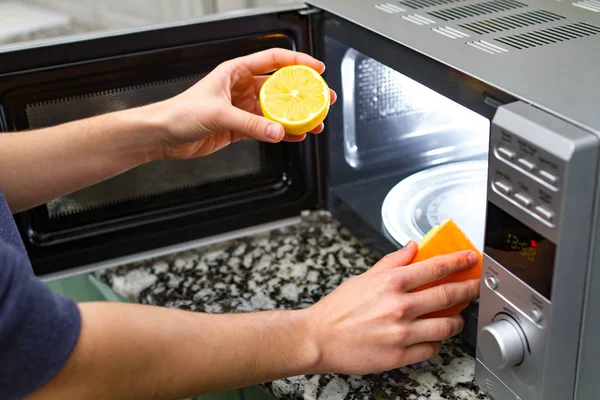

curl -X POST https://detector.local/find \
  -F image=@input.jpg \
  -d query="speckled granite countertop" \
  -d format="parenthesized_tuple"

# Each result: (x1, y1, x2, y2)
(95, 211, 488, 400)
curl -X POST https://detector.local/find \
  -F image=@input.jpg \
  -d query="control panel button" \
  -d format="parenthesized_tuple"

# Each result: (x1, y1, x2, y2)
(539, 169, 559, 186)
(497, 146, 516, 161)
(514, 193, 533, 208)
(517, 157, 536, 172)
(493, 181, 512, 195)
(485, 274, 499, 290)
(535, 205, 554, 222)
(530, 309, 543, 324)
(479, 319, 525, 370)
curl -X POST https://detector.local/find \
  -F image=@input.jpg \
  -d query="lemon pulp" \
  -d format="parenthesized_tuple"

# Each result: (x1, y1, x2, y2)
(259, 65, 330, 135)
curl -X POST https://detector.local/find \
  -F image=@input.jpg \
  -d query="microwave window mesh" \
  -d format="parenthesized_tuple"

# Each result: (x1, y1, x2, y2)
(24, 75, 264, 219)
(342, 48, 490, 170)
(26, 75, 205, 128)
(357, 57, 438, 123)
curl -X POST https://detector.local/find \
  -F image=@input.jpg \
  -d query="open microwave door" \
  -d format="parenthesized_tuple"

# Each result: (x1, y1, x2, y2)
(0, 4, 323, 278)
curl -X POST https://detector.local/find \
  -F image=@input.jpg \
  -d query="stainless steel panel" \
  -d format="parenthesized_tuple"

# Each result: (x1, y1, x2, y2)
(477, 101, 599, 400)
(476, 255, 552, 400)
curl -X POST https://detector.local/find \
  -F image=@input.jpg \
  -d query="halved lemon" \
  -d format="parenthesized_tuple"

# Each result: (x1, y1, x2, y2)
(259, 65, 330, 135)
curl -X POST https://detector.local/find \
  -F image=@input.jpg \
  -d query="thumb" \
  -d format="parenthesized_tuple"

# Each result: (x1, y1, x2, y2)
(367, 241, 418, 274)
(219, 106, 284, 143)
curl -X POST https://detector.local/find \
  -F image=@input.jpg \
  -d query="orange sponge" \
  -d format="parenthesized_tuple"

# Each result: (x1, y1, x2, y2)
(410, 219, 482, 319)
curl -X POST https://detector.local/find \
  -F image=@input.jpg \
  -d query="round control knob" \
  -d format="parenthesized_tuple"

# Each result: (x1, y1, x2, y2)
(479, 319, 525, 370)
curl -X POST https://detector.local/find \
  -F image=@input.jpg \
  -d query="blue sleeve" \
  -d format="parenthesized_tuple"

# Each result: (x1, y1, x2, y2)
(0, 241, 82, 400)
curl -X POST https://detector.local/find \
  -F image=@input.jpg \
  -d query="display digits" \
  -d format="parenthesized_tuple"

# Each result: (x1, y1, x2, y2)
(506, 233, 536, 262)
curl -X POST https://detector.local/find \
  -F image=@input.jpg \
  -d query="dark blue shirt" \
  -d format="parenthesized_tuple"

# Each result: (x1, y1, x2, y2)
(0, 188, 81, 400)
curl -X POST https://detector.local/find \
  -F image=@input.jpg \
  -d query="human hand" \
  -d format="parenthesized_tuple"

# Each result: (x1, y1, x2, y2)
(150, 48, 337, 160)
(304, 241, 480, 375)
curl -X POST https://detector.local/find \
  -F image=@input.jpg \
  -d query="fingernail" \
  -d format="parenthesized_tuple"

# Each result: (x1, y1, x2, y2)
(266, 124, 281, 141)
(405, 240, 416, 249)
(468, 251, 479, 265)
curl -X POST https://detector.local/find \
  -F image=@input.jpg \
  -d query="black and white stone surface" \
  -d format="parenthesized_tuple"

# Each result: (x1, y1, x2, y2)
(95, 210, 489, 400)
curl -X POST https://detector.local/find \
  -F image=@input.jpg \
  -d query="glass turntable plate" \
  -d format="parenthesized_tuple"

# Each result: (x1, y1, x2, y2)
(382, 160, 488, 251)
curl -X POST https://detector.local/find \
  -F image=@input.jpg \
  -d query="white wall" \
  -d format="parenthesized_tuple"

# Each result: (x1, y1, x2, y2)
(22, 0, 301, 29)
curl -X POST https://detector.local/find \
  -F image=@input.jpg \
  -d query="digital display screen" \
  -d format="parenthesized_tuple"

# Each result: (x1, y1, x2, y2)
(484, 203, 556, 300)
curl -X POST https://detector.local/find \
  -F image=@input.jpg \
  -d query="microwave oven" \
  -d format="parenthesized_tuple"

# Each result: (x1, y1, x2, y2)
(1, 1, 599, 399)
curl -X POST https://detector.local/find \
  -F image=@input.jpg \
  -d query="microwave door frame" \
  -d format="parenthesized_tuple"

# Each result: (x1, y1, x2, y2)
(0, 5, 325, 279)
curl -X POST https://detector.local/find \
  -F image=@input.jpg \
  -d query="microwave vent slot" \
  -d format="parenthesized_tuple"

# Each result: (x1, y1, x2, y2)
(459, 10, 564, 35)
(428, 0, 527, 21)
(573, 0, 600, 12)
(399, 0, 466, 9)
(374, 2, 405, 13)
(467, 40, 509, 53)
(494, 22, 600, 49)
(402, 13, 437, 24)
(432, 26, 470, 38)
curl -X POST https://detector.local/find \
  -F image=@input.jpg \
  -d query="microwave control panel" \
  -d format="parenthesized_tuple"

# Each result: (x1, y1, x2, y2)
(475, 102, 598, 400)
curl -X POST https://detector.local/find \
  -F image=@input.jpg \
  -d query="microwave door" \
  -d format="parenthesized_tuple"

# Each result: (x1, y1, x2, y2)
(0, 5, 323, 279)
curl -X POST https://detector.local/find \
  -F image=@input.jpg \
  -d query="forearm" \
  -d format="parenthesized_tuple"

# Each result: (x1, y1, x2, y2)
(26, 302, 319, 400)
(0, 105, 164, 212)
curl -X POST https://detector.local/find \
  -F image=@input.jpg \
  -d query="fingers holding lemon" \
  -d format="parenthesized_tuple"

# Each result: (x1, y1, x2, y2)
(259, 65, 332, 136)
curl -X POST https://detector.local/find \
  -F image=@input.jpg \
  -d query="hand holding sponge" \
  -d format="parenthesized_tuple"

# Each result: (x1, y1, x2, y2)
(409, 219, 483, 319)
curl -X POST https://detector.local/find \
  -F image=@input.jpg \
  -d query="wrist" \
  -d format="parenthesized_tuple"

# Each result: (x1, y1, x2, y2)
(116, 102, 170, 163)
(292, 309, 323, 375)
(269, 309, 322, 377)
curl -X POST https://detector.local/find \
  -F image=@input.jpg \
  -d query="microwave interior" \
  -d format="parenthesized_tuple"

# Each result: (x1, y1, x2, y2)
(317, 12, 515, 262)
